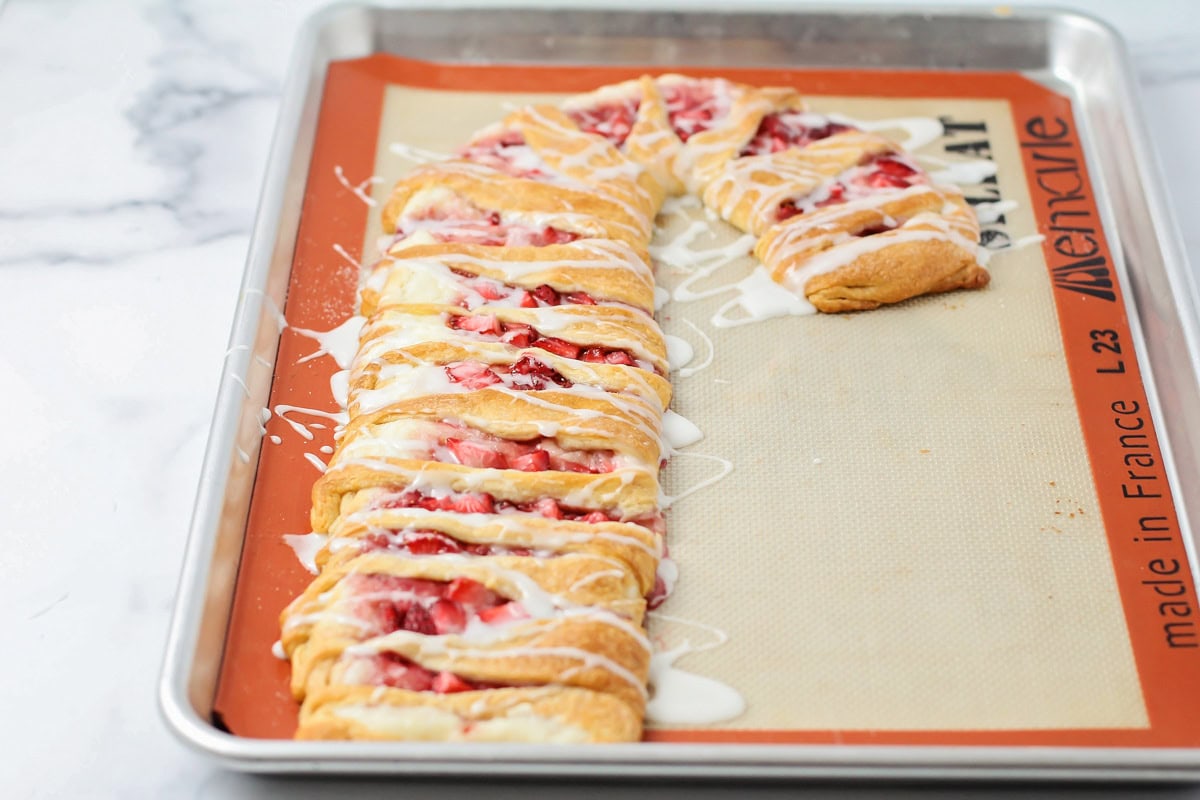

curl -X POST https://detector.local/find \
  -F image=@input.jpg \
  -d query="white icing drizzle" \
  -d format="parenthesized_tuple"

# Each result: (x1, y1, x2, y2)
(343, 506, 662, 561)
(648, 220, 710, 266)
(925, 157, 999, 186)
(304, 452, 328, 473)
(646, 611, 745, 725)
(271, 640, 287, 660)
(330, 369, 350, 409)
(830, 113, 944, 152)
(662, 410, 703, 452)
(664, 335, 694, 373)
(333, 165, 382, 207)
(991, 233, 1046, 256)
(676, 318, 714, 378)
(520, 105, 648, 186)
(566, 568, 628, 593)
(653, 285, 670, 311)
(659, 452, 734, 509)
(368, 257, 643, 314)
(658, 194, 702, 216)
(406, 161, 654, 241)
(228, 371, 250, 398)
(915, 150, 1001, 189)
(667, 235, 757, 302)
(388, 238, 654, 284)
(283, 532, 327, 575)
(243, 288, 287, 332)
(388, 141, 451, 164)
(332, 243, 368, 272)
(274, 404, 347, 440)
(710, 265, 816, 325)
(972, 199, 1019, 225)
(652, 223, 756, 288)
(655, 557, 679, 603)
(293, 315, 364, 369)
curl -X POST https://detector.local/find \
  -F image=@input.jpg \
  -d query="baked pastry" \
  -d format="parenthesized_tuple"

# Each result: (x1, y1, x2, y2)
(361, 238, 659, 317)
(703, 131, 918, 236)
(380, 160, 653, 249)
(296, 685, 643, 742)
(561, 74, 804, 196)
(756, 184, 989, 312)
(280, 72, 991, 745)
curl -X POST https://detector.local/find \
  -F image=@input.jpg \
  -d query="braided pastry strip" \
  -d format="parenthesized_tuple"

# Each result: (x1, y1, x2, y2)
(346, 339, 671, 418)
(381, 160, 653, 248)
(756, 184, 988, 312)
(283, 72, 993, 745)
(281, 552, 651, 709)
(320, 506, 663, 594)
(296, 685, 642, 743)
(364, 238, 657, 316)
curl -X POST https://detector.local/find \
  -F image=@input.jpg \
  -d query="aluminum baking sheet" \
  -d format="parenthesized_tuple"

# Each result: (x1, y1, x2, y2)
(159, 2, 1200, 779)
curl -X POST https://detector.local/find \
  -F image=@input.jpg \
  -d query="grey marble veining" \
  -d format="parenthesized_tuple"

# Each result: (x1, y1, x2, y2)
(1, 0, 1198, 797)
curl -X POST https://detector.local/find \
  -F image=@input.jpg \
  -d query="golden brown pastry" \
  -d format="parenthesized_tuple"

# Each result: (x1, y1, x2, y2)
(362, 237, 658, 316)
(345, 338, 672, 419)
(354, 303, 669, 377)
(320, 505, 663, 594)
(282, 71, 993, 746)
(380, 160, 653, 249)
(280, 551, 651, 711)
(703, 131, 906, 236)
(460, 105, 664, 222)
(296, 685, 642, 743)
(561, 74, 803, 197)
(755, 184, 988, 312)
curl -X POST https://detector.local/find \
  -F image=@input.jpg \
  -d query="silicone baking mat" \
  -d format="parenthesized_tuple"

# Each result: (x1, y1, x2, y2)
(212, 55, 1200, 747)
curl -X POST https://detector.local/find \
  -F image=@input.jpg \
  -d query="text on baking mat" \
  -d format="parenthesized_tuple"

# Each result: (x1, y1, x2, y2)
(1021, 115, 1114, 302)
(1113, 399, 1197, 650)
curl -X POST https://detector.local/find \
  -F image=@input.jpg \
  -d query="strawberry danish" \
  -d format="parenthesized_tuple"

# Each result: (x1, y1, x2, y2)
(281, 71, 991, 745)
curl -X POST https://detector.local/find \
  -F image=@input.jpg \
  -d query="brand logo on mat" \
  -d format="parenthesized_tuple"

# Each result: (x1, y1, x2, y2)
(1051, 256, 1116, 302)
(1020, 115, 1118, 304)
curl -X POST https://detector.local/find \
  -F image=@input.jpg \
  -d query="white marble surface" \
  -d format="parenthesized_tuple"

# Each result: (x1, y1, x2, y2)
(2, 0, 1198, 797)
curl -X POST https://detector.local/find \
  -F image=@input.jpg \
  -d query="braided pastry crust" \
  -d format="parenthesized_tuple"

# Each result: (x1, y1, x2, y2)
(282, 71, 991, 745)
(756, 184, 988, 312)
(363, 238, 657, 316)
(296, 685, 641, 743)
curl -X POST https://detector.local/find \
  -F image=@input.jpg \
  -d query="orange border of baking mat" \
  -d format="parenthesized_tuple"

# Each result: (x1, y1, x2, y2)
(212, 54, 1200, 748)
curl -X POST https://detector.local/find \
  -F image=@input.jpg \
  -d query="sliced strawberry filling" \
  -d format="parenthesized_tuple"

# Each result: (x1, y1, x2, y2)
(426, 421, 618, 474)
(445, 313, 647, 370)
(373, 488, 664, 533)
(394, 203, 581, 248)
(662, 80, 728, 142)
(458, 130, 549, 181)
(445, 356, 574, 391)
(362, 527, 538, 558)
(566, 96, 641, 148)
(775, 152, 928, 223)
(448, 269, 599, 310)
(355, 651, 504, 694)
(351, 573, 529, 638)
(739, 112, 854, 157)
(854, 224, 895, 237)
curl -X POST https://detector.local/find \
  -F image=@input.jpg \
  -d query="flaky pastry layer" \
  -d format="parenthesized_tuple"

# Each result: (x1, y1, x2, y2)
(296, 685, 642, 743)
(756, 184, 988, 312)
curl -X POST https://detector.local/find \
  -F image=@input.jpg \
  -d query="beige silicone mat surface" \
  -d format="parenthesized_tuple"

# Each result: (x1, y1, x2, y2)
(363, 86, 1145, 732)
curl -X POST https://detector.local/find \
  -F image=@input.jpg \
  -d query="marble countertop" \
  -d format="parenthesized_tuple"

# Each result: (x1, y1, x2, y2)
(2, 0, 1198, 797)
